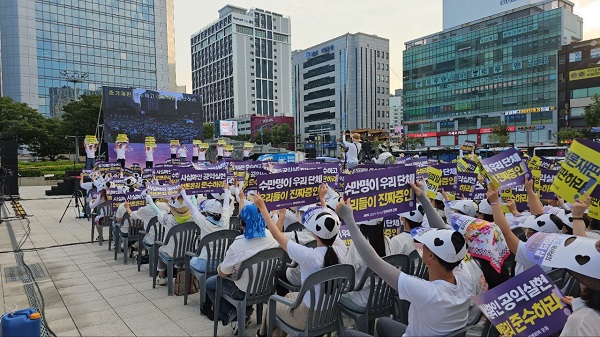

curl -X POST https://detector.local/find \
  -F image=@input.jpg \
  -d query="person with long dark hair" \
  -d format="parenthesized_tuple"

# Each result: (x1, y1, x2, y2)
(254, 195, 343, 337)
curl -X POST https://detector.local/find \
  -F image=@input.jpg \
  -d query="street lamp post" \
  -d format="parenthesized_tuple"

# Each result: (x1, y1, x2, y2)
(60, 70, 89, 101)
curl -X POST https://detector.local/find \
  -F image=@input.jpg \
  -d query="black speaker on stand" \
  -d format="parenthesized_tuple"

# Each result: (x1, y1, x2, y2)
(0, 141, 19, 197)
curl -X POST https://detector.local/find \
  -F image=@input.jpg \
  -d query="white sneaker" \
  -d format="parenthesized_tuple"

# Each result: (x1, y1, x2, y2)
(156, 277, 167, 286)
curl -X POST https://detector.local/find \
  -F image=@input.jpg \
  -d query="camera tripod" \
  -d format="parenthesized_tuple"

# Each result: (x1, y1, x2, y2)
(59, 179, 88, 223)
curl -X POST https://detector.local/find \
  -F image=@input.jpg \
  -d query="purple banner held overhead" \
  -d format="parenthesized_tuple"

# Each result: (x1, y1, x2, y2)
(351, 163, 388, 174)
(257, 169, 323, 211)
(153, 167, 180, 184)
(344, 166, 416, 222)
(408, 157, 429, 180)
(244, 168, 269, 192)
(512, 184, 529, 212)
(382, 215, 403, 238)
(146, 183, 180, 198)
(179, 168, 227, 194)
(95, 162, 122, 175)
(480, 148, 530, 190)
(434, 164, 457, 192)
(471, 264, 569, 337)
(125, 191, 147, 211)
(106, 188, 126, 213)
(269, 163, 302, 174)
(473, 187, 487, 201)
(539, 169, 558, 200)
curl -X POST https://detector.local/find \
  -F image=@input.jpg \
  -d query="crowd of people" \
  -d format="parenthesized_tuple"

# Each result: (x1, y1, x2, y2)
(79, 144, 600, 337)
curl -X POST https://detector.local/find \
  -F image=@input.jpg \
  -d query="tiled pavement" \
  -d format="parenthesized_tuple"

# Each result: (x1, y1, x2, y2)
(0, 186, 260, 336)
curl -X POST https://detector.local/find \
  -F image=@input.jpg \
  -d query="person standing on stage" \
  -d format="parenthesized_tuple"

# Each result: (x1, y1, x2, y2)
(198, 145, 207, 162)
(170, 143, 178, 159)
(115, 141, 128, 168)
(192, 143, 200, 162)
(145, 145, 155, 168)
(84, 139, 98, 170)
(216, 142, 225, 160)
(339, 131, 361, 169)
(178, 143, 189, 161)
(242, 144, 253, 161)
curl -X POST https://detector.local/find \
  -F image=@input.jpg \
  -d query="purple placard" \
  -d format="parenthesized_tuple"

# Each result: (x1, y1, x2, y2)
(146, 183, 180, 198)
(336, 172, 347, 192)
(434, 163, 457, 192)
(125, 191, 147, 211)
(538, 157, 555, 170)
(338, 224, 352, 246)
(512, 185, 529, 212)
(382, 215, 403, 238)
(407, 157, 428, 180)
(344, 166, 416, 222)
(179, 168, 226, 194)
(270, 163, 301, 173)
(457, 172, 478, 199)
(153, 167, 180, 184)
(141, 168, 153, 180)
(471, 264, 570, 337)
(109, 178, 128, 187)
(257, 169, 323, 211)
(480, 148, 530, 190)
(458, 158, 478, 173)
(351, 163, 388, 174)
(473, 187, 487, 201)
(244, 168, 269, 192)
(106, 189, 126, 213)
(95, 162, 122, 175)
(539, 169, 558, 199)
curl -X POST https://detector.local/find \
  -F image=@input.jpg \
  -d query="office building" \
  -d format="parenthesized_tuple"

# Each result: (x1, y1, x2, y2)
(389, 89, 403, 134)
(292, 33, 390, 157)
(403, 0, 582, 148)
(557, 37, 600, 132)
(190, 5, 292, 123)
(443, 0, 546, 30)
(0, 0, 177, 117)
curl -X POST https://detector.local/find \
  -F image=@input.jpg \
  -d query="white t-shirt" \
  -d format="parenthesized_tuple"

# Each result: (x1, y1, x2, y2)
(85, 145, 96, 159)
(243, 149, 251, 157)
(197, 151, 206, 161)
(224, 151, 232, 158)
(287, 241, 329, 307)
(192, 147, 199, 156)
(219, 231, 280, 291)
(170, 146, 177, 154)
(145, 149, 154, 162)
(116, 146, 127, 159)
(397, 267, 473, 336)
(217, 146, 224, 156)
(514, 241, 552, 275)
(389, 232, 417, 256)
(177, 147, 187, 158)
(560, 298, 600, 337)
(343, 140, 361, 164)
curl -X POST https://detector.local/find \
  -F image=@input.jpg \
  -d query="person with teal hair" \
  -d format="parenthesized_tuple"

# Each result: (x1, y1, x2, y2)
(204, 202, 280, 335)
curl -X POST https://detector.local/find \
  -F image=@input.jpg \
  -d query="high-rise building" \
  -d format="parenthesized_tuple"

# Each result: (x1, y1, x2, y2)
(389, 89, 403, 134)
(190, 5, 292, 123)
(403, 0, 582, 148)
(443, 0, 546, 30)
(557, 37, 600, 133)
(292, 33, 390, 157)
(0, 0, 177, 117)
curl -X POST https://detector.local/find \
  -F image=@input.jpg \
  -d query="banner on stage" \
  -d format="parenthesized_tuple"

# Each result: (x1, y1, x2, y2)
(480, 148, 529, 190)
(179, 168, 226, 194)
(146, 183, 180, 198)
(125, 192, 147, 211)
(551, 139, 600, 202)
(344, 166, 416, 222)
(257, 169, 323, 210)
(471, 264, 569, 337)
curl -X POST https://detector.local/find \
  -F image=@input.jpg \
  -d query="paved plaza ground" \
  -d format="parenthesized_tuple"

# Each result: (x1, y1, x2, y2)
(0, 186, 257, 336)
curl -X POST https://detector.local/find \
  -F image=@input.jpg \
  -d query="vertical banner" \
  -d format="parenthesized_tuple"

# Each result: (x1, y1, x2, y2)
(257, 169, 323, 210)
(344, 166, 416, 222)
(471, 264, 569, 337)
(480, 148, 530, 190)
(551, 139, 600, 202)
(426, 166, 442, 199)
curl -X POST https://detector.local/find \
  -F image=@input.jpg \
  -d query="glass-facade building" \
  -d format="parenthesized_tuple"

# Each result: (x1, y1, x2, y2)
(0, 0, 176, 117)
(403, 0, 582, 148)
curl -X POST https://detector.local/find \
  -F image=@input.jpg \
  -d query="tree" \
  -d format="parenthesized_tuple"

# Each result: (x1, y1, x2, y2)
(555, 128, 583, 145)
(61, 94, 103, 138)
(29, 118, 69, 161)
(231, 134, 251, 142)
(253, 127, 272, 145)
(400, 137, 425, 150)
(487, 122, 510, 147)
(270, 124, 294, 148)
(203, 122, 214, 140)
(0, 96, 45, 145)
(583, 94, 600, 128)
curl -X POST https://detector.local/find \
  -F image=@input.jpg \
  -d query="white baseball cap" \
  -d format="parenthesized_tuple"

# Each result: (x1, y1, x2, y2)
(411, 227, 467, 263)
(448, 200, 478, 217)
(204, 199, 223, 215)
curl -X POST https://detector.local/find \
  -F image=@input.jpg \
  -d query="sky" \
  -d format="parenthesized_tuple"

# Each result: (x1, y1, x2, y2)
(173, 0, 600, 93)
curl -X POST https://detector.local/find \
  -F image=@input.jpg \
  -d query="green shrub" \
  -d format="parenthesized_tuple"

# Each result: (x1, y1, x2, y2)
(19, 169, 42, 177)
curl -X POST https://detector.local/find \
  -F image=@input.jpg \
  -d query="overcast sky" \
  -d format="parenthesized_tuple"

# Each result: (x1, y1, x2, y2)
(173, 0, 600, 92)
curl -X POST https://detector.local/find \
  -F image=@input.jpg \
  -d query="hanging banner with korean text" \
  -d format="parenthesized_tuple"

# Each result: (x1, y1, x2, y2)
(344, 166, 416, 222)
(480, 148, 530, 190)
(257, 169, 323, 211)
(551, 139, 600, 202)
(471, 264, 569, 337)
(179, 168, 226, 194)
